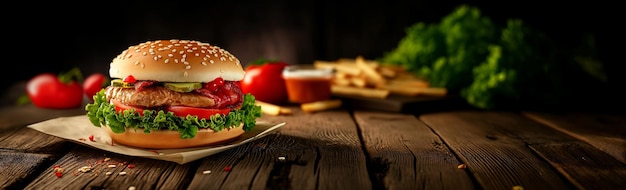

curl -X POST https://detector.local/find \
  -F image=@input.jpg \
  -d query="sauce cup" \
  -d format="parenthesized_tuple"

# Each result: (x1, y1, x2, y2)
(282, 65, 334, 104)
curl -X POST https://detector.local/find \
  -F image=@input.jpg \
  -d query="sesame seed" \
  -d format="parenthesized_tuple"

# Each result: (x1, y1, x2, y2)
(168, 54, 174, 57)
(165, 59, 170, 64)
(142, 52, 147, 56)
(153, 56, 158, 61)
(202, 62, 207, 66)
(185, 65, 191, 69)
(134, 61, 140, 65)
(210, 60, 214, 64)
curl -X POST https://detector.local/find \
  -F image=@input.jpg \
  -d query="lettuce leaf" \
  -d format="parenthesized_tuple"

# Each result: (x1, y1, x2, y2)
(85, 89, 262, 139)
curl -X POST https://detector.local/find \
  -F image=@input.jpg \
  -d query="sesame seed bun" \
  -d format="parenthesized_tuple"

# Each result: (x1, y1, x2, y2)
(109, 39, 245, 82)
(104, 123, 245, 149)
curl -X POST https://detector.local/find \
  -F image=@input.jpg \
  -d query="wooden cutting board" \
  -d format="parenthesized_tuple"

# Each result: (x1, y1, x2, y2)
(333, 94, 471, 113)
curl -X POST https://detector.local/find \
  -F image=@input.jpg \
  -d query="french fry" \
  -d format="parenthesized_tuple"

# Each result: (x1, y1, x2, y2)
(355, 56, 386, 88)
(331, 85, 390, 99)
(378, 66, 397, 78)
(349, 76, 368, 88)
(333, 77, 352, 86)
(255, 100, 292, 116)
(301, 99, 342, 113)
(314, 56, 447, 99)
(314, 60, 362, 75)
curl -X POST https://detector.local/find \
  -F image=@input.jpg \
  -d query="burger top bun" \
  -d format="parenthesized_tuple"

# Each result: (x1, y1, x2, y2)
(109, 39, 245, 82)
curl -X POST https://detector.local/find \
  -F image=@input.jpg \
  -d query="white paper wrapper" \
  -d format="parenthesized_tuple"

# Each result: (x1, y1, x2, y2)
(28, 115, 286, 164)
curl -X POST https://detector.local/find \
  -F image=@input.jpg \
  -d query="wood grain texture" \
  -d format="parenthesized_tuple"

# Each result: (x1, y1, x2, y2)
(0, 104, 86, 130)
(188, 136, 266, 189)
(522, 112, 626, 164)
(419, 111, 571, 190)
(24, 145, 195, 190)
(0, 152, 55, 190)
(354, 111, 475, 189)
(248, 107, 373, 190)
(529, 142, 626, 189)
(0, 127, 75, 153)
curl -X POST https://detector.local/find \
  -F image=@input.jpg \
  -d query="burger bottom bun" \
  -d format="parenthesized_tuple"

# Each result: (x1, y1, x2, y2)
(105, 124, 245, 149)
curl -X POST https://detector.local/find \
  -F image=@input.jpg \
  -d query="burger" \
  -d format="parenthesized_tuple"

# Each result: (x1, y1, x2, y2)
(85, 39, 262, 149)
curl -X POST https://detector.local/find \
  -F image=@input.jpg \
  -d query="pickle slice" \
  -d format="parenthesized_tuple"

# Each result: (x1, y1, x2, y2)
(111, 79, 134, 88)
(164, 82, 202, 92)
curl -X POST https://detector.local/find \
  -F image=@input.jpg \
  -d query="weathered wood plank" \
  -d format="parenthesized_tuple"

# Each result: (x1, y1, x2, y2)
(354, 111, 475, 189)
(188, 134, 300, 190)
(0, 152, 55, 190)
(0, 104, 86, 131)
(419, 111, 572, 190)
(522, 112, 626, 164)
(24, 145, 195, 190)
(529, 142, 626, 189)
(196, 107, 372, 190)
(0, 127, 76, 153)
(187, 136, 263, 189)
(268, 108, 372, 190)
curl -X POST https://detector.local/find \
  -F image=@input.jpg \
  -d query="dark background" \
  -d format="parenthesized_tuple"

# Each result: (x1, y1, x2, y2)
(3, 1, 623, 107)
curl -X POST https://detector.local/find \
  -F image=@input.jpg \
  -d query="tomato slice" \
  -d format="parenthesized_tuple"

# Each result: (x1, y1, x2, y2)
(166, 106, 231, 119)
(111, 99, 230, 119)
(112, 99, 146, 116)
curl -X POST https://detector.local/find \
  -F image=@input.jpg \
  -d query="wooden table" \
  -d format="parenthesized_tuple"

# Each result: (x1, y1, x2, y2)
(1, 100, 625, 189)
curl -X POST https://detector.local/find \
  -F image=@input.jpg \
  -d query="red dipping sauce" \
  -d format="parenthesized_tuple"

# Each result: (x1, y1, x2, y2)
(282, 65, 333, 104)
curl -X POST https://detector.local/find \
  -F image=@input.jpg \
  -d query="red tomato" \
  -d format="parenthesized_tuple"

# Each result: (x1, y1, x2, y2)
(241, 61, 288, 104)
(26, 73, 84, 109)
(83, 73, 109, 102)
(112, 99, 146, 116)
(112, 100, 230, 119)
(166, 106, 230, 119)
